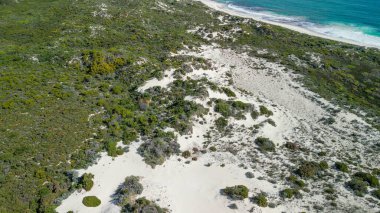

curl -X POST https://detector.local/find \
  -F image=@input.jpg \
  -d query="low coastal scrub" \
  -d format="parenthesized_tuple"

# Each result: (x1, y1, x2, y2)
(296, 161, 323, 179)
(335, 162, 349, 173)
(253, 193, 268, 207)
(114, 176, 166, 212)
(215, 117, 228, 131)
(137, 131, 180, 167)
(346, 178, 368, 197)
(259, 106, 273, 117)
(82, 196, 101, 207)
(123, 197, 167, 213)
(79, 173, 94, 191)
(114, 176, 143, 206)
(280, 188, 301, 199)
(254, 137, 275, 152)
(221, 185, 249, 200)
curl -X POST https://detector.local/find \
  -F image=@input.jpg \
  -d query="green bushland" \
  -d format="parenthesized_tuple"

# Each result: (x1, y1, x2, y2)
(0, 0, 379, 211)
(82, 196, 101, 207)
(221, 185, 249, 200)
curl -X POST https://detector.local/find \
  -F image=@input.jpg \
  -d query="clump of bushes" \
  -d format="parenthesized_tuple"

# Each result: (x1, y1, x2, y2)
(138, 135, 180, 167)
(221, 185, 249, 200)
(105, 141, 124, 157)
(214, 101, 231, 117)
(79, 173, 94, 191)
(250, 110, 259, 119)
(123, 197, 167, 213)
(254, 137, 275, 152)
(287, 175, 305, 188)
(335, 162, 349, 173)
(82, 196, 101, 207)
(296, 161, 320, 178)
(82, 50, 125, 75)
(114, 176, 143, 206)
(253, 193, 268, 207)
(280, 188, 300, 199)
(215, 117, 228, 131)
(346, 178, 368, 197)
(259, 105, 273, 117)
(353, 172, 379, 187)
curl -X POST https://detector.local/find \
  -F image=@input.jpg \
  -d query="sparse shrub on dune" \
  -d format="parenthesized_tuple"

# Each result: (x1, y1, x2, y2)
(280, 188, 300, 199)
(259, 105, 273, 117)
(221, 185, 249, 200)
(353, 172, 379, 187)
(254, 137, 275, 152)
(215, 117, 228, 131)
(253, 193, 268, 207)
(296, 161, 320, 178)
(335, 162, 349, 173)
(222, 87, 236, 97)
(114, 176, 143, 206)
(346, 178, 368, 197)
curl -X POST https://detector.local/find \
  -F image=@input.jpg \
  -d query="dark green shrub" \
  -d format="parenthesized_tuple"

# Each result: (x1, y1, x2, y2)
(346, 178, 368, 196)
(296, 161, 320, 178)
(111, 85, 123, 94)
(254, 137, 275, 152)
(372, 189, 380, 199)
(82, 196, 101, 207)
(319, 161, 329, 170)
(353, 172, 379, 187)
(182, 150, 191, 158)
(80, 173, 94, 191)
(209, 146, 217, 152)
(222, 87, 236, 97)
(215, 117, 228, 131)
(214, 101, 231, 117)
(280, 188, 299, 199)
(335, 162, 349, 173)
(106, 141, 123, 157)
(254, 194, 268, 207)
(259, 105, 273, 117)
(221, 185, 249, 200)
(251, 110, 259, 119)
(123, 129, 138, 144)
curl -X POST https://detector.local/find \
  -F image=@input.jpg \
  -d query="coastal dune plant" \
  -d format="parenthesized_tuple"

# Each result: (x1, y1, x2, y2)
(221, 185, 249, 200)
(82, 196, 101, 207)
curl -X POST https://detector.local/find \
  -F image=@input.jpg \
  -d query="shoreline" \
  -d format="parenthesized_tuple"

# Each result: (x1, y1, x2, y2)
(197, 0, 380, 49)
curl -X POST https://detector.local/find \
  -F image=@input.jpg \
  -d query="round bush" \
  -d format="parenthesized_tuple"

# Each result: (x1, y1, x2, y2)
(221, 185, 249, 200)
(82, 196, 101, 207)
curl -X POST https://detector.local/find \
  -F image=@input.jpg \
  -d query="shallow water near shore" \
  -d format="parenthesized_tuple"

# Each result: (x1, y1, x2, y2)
(215, 0, 380, 47)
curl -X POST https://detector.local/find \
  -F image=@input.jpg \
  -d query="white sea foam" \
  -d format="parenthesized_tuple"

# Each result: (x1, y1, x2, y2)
(225, 3, 380, 48)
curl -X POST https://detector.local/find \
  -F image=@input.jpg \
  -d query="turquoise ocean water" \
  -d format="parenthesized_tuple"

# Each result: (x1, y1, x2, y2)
(216, 0, 380, 47)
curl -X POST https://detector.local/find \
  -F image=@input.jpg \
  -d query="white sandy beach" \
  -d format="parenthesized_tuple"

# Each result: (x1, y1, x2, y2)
(196, 0, 380, 49)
